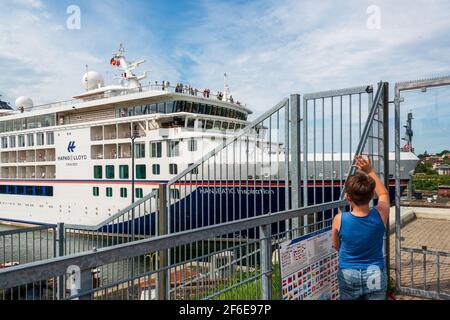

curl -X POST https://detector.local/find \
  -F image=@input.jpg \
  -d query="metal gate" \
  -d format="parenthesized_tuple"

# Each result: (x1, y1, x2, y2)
(394, 76, 450, 299)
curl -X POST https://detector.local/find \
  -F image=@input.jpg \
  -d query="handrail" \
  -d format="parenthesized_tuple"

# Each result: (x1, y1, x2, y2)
(339, 81, 385, 199)
(27, 83, 250, 113)
(64, 189, 159, 231)
(0, 200, 345, 289)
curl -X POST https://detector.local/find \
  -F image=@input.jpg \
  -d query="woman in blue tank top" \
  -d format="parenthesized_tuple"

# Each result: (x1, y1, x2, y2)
(332, 156, 390, 300)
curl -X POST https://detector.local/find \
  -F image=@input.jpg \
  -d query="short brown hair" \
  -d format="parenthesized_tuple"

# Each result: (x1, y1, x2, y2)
(345, 171, 376, 205)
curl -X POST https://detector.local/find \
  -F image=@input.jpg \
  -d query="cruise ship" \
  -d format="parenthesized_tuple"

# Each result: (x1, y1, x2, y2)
(0, 47, 419, 228)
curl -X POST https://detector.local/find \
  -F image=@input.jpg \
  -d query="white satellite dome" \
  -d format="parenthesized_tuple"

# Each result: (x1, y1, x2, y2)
(15, 96, 34, 110)
(82, 71, 105, 91)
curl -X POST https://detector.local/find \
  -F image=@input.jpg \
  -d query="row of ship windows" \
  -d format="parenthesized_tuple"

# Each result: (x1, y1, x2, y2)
(0, 114, 55, 134)
(0, 185, 54, 197)
(93, 162, 198, 179)
(1, 132, 55, 149)
(0, 100, 247, 135)
(92, 187, 180, 199)
(91, 140, 197, 160)
(115, 101, 248, 121)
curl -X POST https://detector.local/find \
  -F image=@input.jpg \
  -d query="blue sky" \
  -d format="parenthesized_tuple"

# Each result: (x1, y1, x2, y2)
(0, 0, 449, 153)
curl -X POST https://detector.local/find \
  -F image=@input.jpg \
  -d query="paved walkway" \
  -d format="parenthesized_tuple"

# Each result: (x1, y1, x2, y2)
(389, 217, 450, 300)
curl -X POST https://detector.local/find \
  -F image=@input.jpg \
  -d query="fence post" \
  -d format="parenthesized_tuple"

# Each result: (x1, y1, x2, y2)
(79, 268, 93, 300)
(260, 224, 272, 300)
(290, 94, 301, 238)
(381, 82, 390, 289)
(56, 222, 65, 300)
(157, 183, 168, 300)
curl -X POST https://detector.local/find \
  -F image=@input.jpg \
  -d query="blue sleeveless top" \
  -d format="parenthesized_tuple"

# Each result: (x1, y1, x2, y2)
(339, 208, 386, 269)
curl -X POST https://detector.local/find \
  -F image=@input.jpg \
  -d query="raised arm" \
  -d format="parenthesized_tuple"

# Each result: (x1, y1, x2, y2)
(354, 155, 390, 226)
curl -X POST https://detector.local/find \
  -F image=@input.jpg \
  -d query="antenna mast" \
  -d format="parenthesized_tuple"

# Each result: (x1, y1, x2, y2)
(401, 110, 414, 152)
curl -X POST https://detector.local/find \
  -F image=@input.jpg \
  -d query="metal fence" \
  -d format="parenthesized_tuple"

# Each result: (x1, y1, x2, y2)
(394, 76, 450, 300)
(0, 82, 389, 300)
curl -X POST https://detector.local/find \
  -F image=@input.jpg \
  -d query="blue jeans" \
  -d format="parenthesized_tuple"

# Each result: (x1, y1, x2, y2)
(337, 267, 387, 300)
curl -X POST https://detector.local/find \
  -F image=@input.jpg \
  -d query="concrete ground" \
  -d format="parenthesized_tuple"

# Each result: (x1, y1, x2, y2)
(388, 215, 450, 300)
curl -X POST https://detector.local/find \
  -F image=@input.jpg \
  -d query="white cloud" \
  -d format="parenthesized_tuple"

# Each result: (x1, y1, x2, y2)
(0, 1, 180, 105)
(173, 0, 450, 116)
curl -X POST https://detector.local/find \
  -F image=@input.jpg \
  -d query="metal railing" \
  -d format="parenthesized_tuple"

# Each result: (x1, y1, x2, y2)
(29, 83, 250, 113)
(398, 246, 450, 299)
(394, 76, 450, 300)
(63, 189, 160, 254)
(0, 82, 389, 300)
(0, 200, 345, 300)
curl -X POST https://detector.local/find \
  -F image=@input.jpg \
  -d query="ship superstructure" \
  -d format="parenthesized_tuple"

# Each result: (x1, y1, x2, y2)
(0, 47, 419, 227)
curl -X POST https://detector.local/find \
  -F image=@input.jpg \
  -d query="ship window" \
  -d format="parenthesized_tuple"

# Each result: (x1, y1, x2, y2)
(35, 186, 44, 196)
(158, 103, 166, 113)
(169, 164, 178, 175)
(134, 105, 143, 116)
(185, 102, 192, 113)
(187, 118, 195, 128)
(213, 121, 221, 131)
(106, 187, 113, 197)
(136, 165, 146, 179)
(221, 122, 228, 130)
(188, 164, 199, 174)
(1, 137, 7, 149)
(205, 105, 211, 115)
(18, 135, 25, 147)
(192, 103, 199, 113)
(127, 107, 134, 117)
(166, 101, 174, 113)
(0, 185, 53, 197)
(152, 164, 160, 175)
(188, 139, 197, 152)
(46, 132, 54, 145)
(119, 165, 129, 179)
(94, 166, 102, 179)
(199, 104, 205, 114)
(93, 187, 99, 197)
(205, 120, 213, 130)
(228, 123, 235, 131)
(27, 133, 34, 147)
(151, 142, 162, 158)
(220, 107, 226, 117)
(136, 188, 143, 199)
(9, 136, 16, 148)
(36, 132, 44, 146)
(173, 101, 180, 112)
(105, 165, 115, 179)
(116, 107, 127, 118)
(150, 104, 157, 114)
(170, 189, 180, 199)
(167, 140, 180, 157)
(134, 143, 146, 158)
(120, 187, 127, 198)
(16, 185, 24, 195)
(142, 104, 150, 114)
(45, 187, 53, 196)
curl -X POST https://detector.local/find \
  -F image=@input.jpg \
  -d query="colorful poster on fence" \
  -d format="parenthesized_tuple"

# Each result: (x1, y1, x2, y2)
(279, 228, 339, 300)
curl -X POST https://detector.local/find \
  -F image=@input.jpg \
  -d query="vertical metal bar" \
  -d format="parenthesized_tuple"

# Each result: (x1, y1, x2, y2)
(290, 94, 301, 235)
(394, 85, 402, 292)
(260, 224, 272, 300)
(284, 101, 290, 238)
(157, 183, 168, 300)
(302, 97, 309, 236)
(57, 223, 65, 300)
(79, 268, 93, 300)
(381, 82, 390, 285)
(436, 254, 440, 294)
